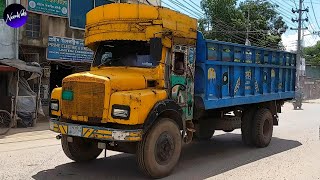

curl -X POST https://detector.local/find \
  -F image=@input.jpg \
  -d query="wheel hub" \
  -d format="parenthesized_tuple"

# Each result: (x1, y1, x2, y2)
(155, 132, 175, 165)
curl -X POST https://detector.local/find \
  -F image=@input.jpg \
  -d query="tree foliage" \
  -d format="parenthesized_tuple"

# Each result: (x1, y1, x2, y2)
(303, 41, 320, 66)
(199, 0, 287, 49)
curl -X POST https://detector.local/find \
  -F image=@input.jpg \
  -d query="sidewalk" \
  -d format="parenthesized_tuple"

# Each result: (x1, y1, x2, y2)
(0, 121, 56, 154)
(0, 121, 50, 139)
(304, 99, 320, 104)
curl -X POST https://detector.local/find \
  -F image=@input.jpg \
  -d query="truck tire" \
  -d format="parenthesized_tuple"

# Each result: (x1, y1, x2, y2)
(136, 118, 182, 178)
(193, 122, 215, 141)
(193, 130, 215, 141)
(61, 135, 102, 162)
(241, 108, 256, 146)
(252, 108, 273, 148)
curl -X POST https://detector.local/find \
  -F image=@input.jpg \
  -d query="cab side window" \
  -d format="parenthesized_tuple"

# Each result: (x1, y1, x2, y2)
(173, 52, 185, 75)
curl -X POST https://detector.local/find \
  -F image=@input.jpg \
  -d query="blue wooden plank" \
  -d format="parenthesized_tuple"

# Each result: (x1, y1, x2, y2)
(202, 61, 296, 69)
(201, 92, 295, 110)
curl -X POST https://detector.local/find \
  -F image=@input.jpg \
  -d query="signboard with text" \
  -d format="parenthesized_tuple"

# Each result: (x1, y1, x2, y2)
(47, 36, 94, 63)
(69, 0, 113, 29)
(27, 0, 68, 18)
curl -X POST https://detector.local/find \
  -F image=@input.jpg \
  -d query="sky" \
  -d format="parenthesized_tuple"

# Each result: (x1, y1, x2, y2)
(161, 0, 320, 51)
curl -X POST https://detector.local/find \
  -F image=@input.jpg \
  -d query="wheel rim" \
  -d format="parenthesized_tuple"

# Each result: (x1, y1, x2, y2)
(155, 131, 175, 165)
(263, 118, 271, 136)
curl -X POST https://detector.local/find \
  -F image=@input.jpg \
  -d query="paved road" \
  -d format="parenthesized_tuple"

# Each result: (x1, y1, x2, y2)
(1, 102, 320, 180)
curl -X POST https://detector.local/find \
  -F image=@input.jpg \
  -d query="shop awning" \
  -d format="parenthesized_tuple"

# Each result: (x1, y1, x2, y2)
(0, 65, 17, 72)
(0, 59, 42, 75)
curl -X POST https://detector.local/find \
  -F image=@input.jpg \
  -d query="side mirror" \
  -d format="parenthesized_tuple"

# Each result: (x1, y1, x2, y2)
(150, 38, 162, 62)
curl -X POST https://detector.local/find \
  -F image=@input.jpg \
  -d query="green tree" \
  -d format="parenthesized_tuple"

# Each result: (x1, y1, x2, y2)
(303, 41, 320, 65)
(200, 0, 287, 49)
(200, 0, 242, 42)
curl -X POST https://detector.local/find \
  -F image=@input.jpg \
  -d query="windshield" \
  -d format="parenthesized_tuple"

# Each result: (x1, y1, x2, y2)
(93, 41, 159, 68)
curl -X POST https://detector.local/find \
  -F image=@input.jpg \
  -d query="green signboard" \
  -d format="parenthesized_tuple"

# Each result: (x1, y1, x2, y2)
(0, 0, 5, 19)
(27, 0, 68, 18)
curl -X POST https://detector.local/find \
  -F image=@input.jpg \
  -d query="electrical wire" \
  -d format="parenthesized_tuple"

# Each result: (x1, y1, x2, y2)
(161, 1, 179, 11)
(162, 0, 201, 18)
(189, 0, 202, 9)
(171, 0, 204, 17)
(213, 20, 278, 48)
(268, 0, 297, 27)
(163, 0, 285, 49)
(181, 0, 202, 12)
(309, 0, 320, 30)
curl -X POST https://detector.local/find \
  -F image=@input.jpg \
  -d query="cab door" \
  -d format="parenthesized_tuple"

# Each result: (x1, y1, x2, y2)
(170, 45, 196, 120)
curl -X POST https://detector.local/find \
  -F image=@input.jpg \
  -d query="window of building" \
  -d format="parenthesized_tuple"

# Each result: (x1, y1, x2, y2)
(26, 14, 40, 38)
(70, 0, 115, 29)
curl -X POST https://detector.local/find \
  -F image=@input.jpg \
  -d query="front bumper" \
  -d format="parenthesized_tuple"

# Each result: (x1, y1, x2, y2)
(49, 119, 143, 142)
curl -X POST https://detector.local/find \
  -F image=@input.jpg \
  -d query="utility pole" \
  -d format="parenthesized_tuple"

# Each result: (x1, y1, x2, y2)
(245, 9, 251, 46)
(291, 0, 308, 95)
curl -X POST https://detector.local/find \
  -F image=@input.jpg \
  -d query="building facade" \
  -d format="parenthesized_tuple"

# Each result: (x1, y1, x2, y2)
(1, 0, 159, 118)
(18, 0, 122, 117)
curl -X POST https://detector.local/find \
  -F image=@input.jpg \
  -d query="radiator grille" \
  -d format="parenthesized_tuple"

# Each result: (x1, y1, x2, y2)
(62, 81, 105, 119)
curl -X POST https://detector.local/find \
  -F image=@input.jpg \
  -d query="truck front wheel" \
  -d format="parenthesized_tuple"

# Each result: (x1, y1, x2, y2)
(136, 118, 182, 178)
(252, 108, 273, 148)
(61, 135, 102, 162)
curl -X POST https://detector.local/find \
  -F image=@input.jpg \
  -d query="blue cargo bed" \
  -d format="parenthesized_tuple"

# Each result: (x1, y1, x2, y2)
(195, 32, 296, 110)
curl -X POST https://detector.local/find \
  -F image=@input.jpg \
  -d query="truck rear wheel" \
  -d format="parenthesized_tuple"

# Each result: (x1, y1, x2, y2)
(136, 118, 182, 178)
(193, 121, 215, 141)
(241, 108, 256, 146)
(193, 130, 215, 141)
(252, 108, 273, 148)
(61, 135, 102, 162)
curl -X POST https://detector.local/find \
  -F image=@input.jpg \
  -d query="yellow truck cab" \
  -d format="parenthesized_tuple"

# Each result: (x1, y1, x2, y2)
(49, 3, 296, 178)
(50, 3, 197, 178)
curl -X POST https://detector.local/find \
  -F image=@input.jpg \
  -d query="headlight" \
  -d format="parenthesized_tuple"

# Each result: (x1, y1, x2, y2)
(50, 100, 59, 111)
(112, 105, 130, 120)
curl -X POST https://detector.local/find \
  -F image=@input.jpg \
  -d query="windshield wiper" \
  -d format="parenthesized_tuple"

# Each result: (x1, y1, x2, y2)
(97, 58, 121, 68)
(97, 59, 111, 68)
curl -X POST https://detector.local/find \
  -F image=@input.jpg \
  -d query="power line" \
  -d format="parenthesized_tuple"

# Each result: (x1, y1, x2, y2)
(268, 0, 297, 27)
(167, 0, 203, 18)
(189, 0, 202, 11)
(214, 20, 279, 48)
(172, 0, 204, 17)
(165, 0, 285, 49)
(161, 1, 179, 11)
(163, 0, 202, 18)
(181, 0, 202, 13)
(309, 0, 320, 30)
(290, 0, 298, 8)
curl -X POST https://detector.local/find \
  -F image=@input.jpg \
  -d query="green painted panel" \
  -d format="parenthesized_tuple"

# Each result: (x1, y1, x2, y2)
(62, 90, 73, 101)
(170, 75, 186, 85)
